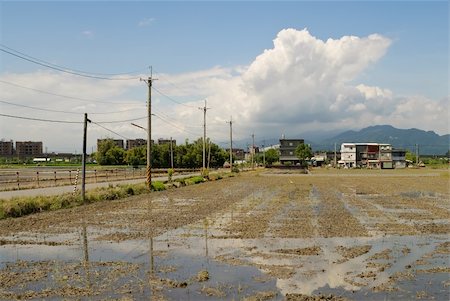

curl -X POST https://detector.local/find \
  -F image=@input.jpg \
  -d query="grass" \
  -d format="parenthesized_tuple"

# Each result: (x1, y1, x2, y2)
(0, 171, 239, 220)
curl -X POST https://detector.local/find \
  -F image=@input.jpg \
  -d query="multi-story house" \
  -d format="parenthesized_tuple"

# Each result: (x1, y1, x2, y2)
(279, 139, 304, 165)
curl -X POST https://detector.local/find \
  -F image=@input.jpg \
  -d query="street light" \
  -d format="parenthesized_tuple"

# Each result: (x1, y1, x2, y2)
(130, 122, 150, 189)
(131, 123, 147, 132)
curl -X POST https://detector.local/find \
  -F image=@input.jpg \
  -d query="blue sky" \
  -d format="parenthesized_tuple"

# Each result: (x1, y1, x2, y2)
(0, 1, 448, 152)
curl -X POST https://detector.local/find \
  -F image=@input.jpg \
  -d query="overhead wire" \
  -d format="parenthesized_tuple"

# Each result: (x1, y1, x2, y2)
(94, 116, 147, 124)
(0, 45, 141, 80)
(90, 121, 131, 140)
(0, 79, 145, 106)
(153, 113, 201, 137)
(152, 107, 202, 129)
(0, 113, 82, 124)
(152, 86, 200, 108)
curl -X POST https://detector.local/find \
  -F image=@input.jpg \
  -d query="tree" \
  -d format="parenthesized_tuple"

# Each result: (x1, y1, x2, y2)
(96, 139, 125, 165)
(295, 143, 313, 167)
(265, 148, 280, 165)
(125, 146, 146, 167)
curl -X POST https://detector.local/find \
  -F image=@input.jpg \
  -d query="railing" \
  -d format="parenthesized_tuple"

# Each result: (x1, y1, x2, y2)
(0, 168, 200, 191)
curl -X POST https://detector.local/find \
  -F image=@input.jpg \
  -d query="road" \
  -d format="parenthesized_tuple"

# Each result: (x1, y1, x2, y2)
(0, 173, 199, 200)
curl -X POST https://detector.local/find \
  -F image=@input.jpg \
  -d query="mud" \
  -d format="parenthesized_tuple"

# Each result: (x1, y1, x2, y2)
(0, 169, 449, 300)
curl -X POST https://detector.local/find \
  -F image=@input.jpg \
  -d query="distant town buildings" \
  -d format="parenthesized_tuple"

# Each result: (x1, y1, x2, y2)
(97, 139, 124, 150)
(126, 139, 147, 150)
(157, 138, 176, 146)
(339, 143, 406, 169)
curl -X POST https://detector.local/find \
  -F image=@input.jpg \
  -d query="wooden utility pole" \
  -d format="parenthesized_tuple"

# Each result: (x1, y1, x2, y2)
(81, 113, 91, 203)
(334, 142, 337, 167)
(141, 73, 155, 190)
(251, 133, 255, 170)
(262, 140, 266, 166)
(416, 143, 419, 165)
(170, 137, 174, 169)
(228, 116, 233, 170)
(199, 100, 210, 171)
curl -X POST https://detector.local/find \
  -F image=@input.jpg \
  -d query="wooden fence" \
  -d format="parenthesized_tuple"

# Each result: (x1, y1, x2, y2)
(0, 168, 199, 191)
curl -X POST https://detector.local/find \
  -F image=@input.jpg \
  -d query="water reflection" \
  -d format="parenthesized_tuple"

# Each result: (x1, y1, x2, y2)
(80, 222, 91, 289)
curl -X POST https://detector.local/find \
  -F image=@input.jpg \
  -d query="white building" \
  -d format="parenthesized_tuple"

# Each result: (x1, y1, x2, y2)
(339, 143, 356, 168)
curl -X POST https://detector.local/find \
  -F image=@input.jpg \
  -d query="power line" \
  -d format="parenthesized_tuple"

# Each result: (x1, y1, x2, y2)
(152, 86, 199, 108)
(90, 121, 130, 140)
(0, 45, 141, 81)
(153, 113, 201, 137)
(152, 107, 202, 128)
(1, 44, 148, 77)
(0, 99, 81, 115)
(0, 79, 144, 106)
(94, 116, 147, 124)
(0, 113, 82, 124)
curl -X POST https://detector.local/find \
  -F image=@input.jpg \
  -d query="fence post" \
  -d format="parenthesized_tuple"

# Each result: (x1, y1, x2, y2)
(54, 171, 57, 186)
(36, 171, 40, 188)
(94, 169, 97, 183)
(73, 168, 80, 194)
(105, 170, 108, 181)
(16, 171, 20, 190)
(69, 170, 72, 184)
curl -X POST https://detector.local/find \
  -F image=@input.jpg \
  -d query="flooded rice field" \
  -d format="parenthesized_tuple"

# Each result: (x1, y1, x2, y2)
(0, 169, 449, 300)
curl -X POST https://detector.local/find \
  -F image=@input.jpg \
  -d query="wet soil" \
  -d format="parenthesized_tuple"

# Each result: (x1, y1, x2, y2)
(0, 169, 449, 300)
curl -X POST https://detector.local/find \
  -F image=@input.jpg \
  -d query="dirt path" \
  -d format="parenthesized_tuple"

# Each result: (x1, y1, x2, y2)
(0, 170, 449, 300)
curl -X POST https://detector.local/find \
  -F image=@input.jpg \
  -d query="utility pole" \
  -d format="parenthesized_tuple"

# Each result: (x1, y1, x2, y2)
(141, 71, 156, 190)
(81, 113, 91, 203)
(334, 142, 337, 168)
(170, 137, 174, 169)
(199, 99, 210, 172)
(416, 143, 419, 165)
(251, 133, 255, 170)
(262, 140, 266, 167)
(228, 116, 233, 171)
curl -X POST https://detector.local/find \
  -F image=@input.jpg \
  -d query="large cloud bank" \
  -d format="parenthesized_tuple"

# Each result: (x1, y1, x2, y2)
(1, 28, 448, 152)
(174, 28, 446, 141)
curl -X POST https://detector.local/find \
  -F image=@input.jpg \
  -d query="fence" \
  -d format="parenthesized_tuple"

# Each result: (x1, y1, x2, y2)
(0, 168, 199, 191)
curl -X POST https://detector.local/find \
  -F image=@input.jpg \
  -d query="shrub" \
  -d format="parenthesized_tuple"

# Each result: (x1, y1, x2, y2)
(185, 176, 205, 185)
(167, 168, 174, 182)
(151, 181, 166, 191)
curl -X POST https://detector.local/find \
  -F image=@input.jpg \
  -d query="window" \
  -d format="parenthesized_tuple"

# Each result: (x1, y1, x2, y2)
(289, 151, 293, 155)
(289, 142, 293, 146)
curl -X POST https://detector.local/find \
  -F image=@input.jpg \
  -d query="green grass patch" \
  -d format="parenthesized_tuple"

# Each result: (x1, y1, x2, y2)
(0, 183, 149, 220)
(0, 171, 236, 220)
(184, 176, 205, 185)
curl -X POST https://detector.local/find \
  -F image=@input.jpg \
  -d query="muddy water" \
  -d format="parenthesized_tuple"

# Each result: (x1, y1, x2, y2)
(1, 172, 449, 300)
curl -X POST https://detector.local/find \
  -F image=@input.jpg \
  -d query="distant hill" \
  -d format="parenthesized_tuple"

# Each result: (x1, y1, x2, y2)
(311, 125, 449, 155)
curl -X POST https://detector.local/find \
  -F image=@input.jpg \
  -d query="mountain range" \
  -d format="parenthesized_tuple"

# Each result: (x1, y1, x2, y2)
(309, 125, 449, 155)
(235, 125, 449, 155)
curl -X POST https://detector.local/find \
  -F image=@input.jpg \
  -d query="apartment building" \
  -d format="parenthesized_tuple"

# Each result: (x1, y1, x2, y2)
(15, 141, 43, 157)
(0, 140, 14, 156)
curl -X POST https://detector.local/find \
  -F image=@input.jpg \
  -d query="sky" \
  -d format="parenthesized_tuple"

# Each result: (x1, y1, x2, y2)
(0, 1, 448, 153)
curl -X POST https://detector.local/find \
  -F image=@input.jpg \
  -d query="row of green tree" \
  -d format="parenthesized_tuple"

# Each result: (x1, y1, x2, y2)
(95, 138, 229, 168)
(95, 138, 313, 168)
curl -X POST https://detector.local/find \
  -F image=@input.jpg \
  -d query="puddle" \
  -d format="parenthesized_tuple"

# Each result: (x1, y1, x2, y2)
(0, 224, 282, 300)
